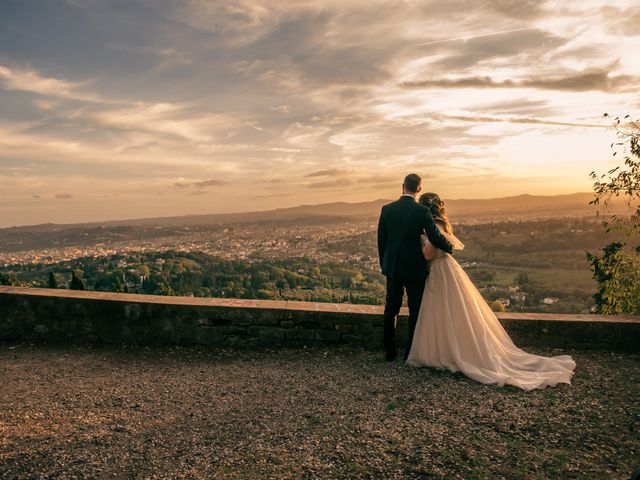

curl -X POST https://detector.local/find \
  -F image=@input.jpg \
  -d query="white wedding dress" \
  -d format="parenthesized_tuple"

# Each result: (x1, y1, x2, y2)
(406, 229, 576, 391)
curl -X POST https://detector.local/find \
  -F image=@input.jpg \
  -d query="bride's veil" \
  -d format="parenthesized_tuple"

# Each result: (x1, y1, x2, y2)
(441, 229, 465, 250)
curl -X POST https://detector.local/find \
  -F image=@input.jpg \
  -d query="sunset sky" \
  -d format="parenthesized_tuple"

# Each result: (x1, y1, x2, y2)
(1, 0, 639, 227)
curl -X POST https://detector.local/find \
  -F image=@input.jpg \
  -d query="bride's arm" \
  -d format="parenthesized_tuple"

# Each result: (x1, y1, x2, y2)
(421, 237, 438, 261)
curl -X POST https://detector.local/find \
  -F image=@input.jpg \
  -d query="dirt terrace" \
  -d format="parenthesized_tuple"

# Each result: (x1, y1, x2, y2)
(1, 344, 638, 479)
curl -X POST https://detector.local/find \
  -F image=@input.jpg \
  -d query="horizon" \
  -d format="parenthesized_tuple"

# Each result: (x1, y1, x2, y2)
(0, 190, 598, 229)
(1, 1, 639, 226)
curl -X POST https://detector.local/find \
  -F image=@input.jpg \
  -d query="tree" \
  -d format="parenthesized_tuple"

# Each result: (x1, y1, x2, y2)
(256, 289, 275, 300)
(48, 271, 58, 289)
(250, 271, 268, 290)
(587, 114, 640, 314)
(70, 270, 86, 290)
(590, 114, 640, 236)
(0, 272, 18, 286)
(490, 300, 506, 313)
(275, 278, 288, 296)
(587, 242, 640, 315)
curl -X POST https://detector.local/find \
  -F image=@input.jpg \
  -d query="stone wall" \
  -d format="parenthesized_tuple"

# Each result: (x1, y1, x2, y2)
(1, 286, 638, 351)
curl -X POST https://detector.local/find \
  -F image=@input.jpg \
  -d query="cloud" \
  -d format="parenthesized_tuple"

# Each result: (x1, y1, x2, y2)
(55, 193, 73, 199)
(32, 99, 59, 110)
(64, 0, 102, 7)
(527, 72, 639, 92)
(440, 114, 605, 129)
(413, 27, 539, 47)
(169, 0, 408, 90)
(282, 122, 332, 147)
(173, 179, 225, 189)
(0, 1, 639, 226)
(304, 168, 351, 177)
(361, 175, 400, 185)
(307, 178, 354, 189)
(270, 105, 291, 114)
(32, 194, 41, 199)
(468, 98, 555, 116)
(0, 64, 78, 96)
(601, 6, 640, 36)
(485, 0, 548, 20)
(79, 102, 240, 142)
(421, 29, 568, 72)
(401, 70, 640, 93)
(4, 24, 41, 40)
(192, 179, 225, 188)
(0, 64, 107, 103)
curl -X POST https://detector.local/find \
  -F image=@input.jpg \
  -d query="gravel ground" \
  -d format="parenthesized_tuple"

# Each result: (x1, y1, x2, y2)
(0, 344, 638, 480)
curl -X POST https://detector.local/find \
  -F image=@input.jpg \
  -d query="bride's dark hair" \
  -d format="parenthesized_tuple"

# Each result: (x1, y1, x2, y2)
(419, 192, 453, 234)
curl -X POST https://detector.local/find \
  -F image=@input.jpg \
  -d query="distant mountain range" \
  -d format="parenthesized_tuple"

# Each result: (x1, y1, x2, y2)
(1, 192, 631, 232)
(1, 192, 632, 255)
(79, 192, 626, 226)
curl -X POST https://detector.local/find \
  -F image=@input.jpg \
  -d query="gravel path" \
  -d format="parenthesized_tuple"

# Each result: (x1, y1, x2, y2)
(1, 344, 638, 479)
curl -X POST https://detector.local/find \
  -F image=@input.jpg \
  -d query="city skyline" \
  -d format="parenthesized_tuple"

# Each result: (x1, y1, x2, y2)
(1, 0, 639, 227)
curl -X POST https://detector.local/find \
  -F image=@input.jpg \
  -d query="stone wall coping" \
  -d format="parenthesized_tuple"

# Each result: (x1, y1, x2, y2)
(2, 286, 639, 325)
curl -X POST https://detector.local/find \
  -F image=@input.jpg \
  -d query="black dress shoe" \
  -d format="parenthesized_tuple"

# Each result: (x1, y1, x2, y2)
(385, 352, 397, 362)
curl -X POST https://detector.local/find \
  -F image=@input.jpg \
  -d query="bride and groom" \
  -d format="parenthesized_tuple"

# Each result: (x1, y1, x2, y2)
(377, 174, 576, 390)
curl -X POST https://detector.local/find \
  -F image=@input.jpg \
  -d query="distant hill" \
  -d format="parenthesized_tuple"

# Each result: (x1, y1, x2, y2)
(0, 192, 631, 232)
(96, 199, 392, 227)
(1, 192, 632, 254)
(76, 192, 626, 226)
(446, 193, 605, 219)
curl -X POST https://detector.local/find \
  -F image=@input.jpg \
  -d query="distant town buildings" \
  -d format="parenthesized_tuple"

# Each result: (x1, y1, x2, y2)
(542, 297, 560, 305)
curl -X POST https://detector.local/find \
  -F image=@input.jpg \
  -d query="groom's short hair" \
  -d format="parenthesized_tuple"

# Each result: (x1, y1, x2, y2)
(403, 173, 421, 193)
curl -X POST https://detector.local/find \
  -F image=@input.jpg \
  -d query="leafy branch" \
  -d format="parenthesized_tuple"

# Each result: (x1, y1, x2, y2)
(589, 113, 640, 237)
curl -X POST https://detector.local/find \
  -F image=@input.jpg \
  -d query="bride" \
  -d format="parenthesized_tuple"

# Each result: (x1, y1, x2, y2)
(406, 193, 576, 391)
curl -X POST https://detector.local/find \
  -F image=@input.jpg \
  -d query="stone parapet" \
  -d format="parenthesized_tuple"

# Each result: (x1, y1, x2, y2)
(1, 286, 638, 351)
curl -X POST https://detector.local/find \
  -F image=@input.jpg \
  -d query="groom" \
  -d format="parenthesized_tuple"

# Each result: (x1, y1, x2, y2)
(377, 173, 453, 361)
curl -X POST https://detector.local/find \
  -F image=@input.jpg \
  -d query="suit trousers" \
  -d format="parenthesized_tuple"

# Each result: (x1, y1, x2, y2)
(383, 276, 427, 359)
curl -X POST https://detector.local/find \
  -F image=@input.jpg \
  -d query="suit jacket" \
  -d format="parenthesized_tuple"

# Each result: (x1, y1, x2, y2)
(377, 195, 453, 280)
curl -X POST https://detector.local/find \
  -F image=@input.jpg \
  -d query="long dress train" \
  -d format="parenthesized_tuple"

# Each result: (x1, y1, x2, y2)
(406, 231, 576, 391)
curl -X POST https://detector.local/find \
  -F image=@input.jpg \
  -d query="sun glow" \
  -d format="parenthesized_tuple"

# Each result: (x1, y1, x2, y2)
(0, 0, 638, 226)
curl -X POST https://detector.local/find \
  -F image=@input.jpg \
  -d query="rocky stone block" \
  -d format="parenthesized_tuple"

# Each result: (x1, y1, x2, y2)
(315, 330, 340, 342)
(247, 326, 285, 341)
(284, 329, 316, 341)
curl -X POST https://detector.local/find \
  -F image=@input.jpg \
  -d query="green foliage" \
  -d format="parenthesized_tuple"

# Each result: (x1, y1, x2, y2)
(1, 218, 611, 312)
(47, 271, 58, 289)
(69, 270, 86, 291)
(275, 278, 288, 296)
(587, 113, 640, 315)
(0, 272, 18, 286)
(587, 242, 640, 315)
(256, 289, 276, 300)
(489, 300, 506, 313)
(0, 251, 386, 305)
(590, 114, 640, 237)
(470, 270, 494, 282)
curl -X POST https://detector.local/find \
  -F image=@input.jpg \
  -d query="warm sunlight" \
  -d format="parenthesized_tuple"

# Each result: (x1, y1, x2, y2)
(1, 3, 639, 479)
(1, 0, 639, 226)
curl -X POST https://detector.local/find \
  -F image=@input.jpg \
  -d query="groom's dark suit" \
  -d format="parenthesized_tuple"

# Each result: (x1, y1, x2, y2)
(377, 195, 453, 360)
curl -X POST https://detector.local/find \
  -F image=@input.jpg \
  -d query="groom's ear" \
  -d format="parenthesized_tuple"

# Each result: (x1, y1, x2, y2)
(417, 186, 422, 194)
